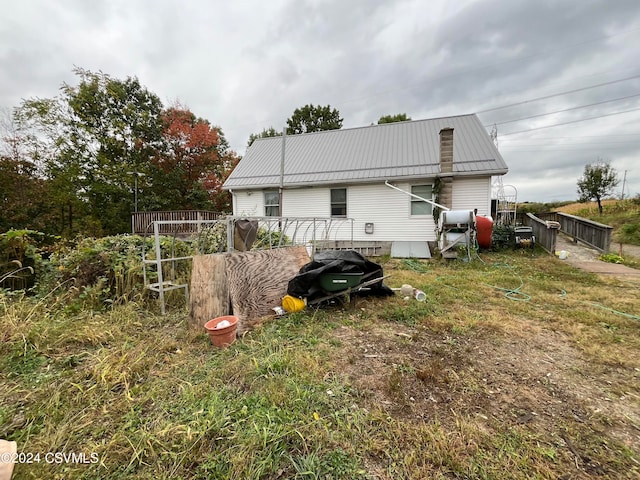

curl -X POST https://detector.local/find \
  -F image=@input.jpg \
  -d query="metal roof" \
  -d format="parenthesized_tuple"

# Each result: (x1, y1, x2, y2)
(223, 113, 508, 189)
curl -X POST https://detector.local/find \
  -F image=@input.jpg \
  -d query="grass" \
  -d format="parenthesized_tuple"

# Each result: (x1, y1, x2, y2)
(1, 248, 640, 479)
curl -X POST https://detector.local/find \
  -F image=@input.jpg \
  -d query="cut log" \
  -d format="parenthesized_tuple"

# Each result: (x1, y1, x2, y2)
(189, 254, 230, 329)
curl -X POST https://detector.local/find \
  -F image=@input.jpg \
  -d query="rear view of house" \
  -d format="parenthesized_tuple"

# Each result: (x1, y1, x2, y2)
(223, 114, 508, 257)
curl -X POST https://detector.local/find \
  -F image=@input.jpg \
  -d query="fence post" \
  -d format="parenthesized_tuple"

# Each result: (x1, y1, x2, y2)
(227, 217, 235, 252)
(603, 228, 612, 254)
(154, 221, 166, 315)
(525, 213, 559, 254)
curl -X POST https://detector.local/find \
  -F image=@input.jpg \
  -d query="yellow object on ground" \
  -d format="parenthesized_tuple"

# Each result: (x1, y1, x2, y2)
(282, 295, 306, 313)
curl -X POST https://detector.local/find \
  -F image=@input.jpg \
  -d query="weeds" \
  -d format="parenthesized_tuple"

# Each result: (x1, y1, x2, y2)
(1, 249, 639, 479)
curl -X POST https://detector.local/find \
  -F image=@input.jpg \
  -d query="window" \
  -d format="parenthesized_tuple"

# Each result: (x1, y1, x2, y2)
(330, 188, 347, 217)
(410, 185, 433, 215)
(264, 191, 280, 216)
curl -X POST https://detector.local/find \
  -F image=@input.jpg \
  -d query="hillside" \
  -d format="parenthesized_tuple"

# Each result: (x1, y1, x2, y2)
(554, 198, 640, 246)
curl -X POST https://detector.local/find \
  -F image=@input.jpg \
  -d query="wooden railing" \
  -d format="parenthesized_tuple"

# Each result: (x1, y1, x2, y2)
(522, 213, 560, 254)
(132, 211, 223, 235)
(534, 211, 613, 253)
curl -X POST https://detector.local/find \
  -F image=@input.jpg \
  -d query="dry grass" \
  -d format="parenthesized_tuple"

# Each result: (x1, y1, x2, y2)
(1, 248, 639, 479)
(554, 199, 619, 216)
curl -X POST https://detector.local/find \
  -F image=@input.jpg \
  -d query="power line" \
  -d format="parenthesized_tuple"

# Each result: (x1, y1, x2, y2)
(500, 146, 636, 152)
(500, 107, 640, 136)
(224, 30, 640, 135)
(502, 133, 640, 140)
(477, 75, 640, 114)
(336, 27, 640, 107)
(502, 144, 637, 149)
(484, 93, 640, 127)
(501, 141, 640, 147)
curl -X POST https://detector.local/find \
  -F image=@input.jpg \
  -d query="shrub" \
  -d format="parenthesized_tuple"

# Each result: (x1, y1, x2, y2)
(252, 227, 290, 249)
(618, 222, 640, 245)
(191, 222, 227, 254)
(0, 229, 59, 290)
(491, 224, 515, 250)
(43, 235, 192, 309)
(599, 253, 624, 264)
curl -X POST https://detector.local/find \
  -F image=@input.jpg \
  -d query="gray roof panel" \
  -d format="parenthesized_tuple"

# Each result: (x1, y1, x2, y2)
(224, 113, 507, 189)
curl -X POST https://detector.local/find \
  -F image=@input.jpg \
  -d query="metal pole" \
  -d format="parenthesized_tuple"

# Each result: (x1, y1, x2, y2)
(312, 218, 316, 258)
(134, 173, 138, 213)
(279, 127, 286, 215)
(154, 221, 166, 315)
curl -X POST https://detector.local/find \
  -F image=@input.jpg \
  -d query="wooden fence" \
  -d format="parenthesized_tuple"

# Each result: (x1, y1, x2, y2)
(522, 213, 560, 254)
(534, 212, 613, 253)
(132, 211, 223, 235)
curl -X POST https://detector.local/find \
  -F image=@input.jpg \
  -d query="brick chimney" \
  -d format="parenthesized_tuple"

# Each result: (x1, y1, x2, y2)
(439, 127, 454, 174)
(438, 127, 454, 210)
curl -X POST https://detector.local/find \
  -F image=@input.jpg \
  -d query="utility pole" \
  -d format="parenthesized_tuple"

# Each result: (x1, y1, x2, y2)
(621, 170, 627, 200)
(279, 126, 286, 217)
(127, 171, 146, 212)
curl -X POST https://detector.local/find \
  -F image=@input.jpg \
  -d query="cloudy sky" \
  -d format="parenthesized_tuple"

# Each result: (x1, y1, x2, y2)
(2, 0, 639, 202)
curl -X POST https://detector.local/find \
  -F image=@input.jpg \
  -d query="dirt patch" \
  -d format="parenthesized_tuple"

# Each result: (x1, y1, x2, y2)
(332, 317, 640, 462)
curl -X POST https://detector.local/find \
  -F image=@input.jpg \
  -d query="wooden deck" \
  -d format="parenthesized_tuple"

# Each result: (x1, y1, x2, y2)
(131, 211, 223, 236)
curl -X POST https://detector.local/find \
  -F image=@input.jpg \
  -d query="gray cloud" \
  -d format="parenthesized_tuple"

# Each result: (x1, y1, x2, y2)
(1, 0, 638, 201)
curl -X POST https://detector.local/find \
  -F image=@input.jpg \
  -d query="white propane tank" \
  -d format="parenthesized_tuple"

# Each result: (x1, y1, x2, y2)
(438, 210, 475, 227)
(438, 210, 476, 254)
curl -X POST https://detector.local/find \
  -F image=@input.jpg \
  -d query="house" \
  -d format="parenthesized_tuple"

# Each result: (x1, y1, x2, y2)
(223, 113, 508, 257)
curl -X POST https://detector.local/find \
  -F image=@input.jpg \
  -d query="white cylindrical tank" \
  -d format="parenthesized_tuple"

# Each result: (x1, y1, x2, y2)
(439, 210, 475, 227)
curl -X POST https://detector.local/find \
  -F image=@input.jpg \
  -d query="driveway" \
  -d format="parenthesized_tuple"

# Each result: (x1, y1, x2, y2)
(555, 233, 640, 280)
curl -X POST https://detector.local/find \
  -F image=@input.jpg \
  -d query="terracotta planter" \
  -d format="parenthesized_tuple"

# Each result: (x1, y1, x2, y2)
(204, 315, 238, 348)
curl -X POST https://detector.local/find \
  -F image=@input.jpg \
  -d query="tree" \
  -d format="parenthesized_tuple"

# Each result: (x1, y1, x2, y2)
(152, 106, 220, 209)
(16, 68, 165, 234)
(0, 156, 55, 233)
(247, 126, 281, 147)
(577, 159, 619, 214)
(377, 113, 411, 124)
(207, 125, 240, 212)
(13, 69, 238, 235)
(286, 104, 343, 135)
(151, 105, 238, 212)
(0, 109, 57, 233)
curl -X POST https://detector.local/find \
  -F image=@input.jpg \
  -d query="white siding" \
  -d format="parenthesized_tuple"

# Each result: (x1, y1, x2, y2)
(232, 191, 262, 216)
(346, 183, 437, 241)
(451, 176, 491, 215)
(272, 183, 437, 242)
(282, 188, 329, 217)
(231, 177, 492, 242)
(233, 188, 329, 217)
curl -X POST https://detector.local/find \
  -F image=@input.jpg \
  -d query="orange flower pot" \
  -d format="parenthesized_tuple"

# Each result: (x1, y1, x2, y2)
(204, 315, 239, 348)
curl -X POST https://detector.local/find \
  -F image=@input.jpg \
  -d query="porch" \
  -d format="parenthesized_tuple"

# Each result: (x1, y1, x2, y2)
(131, 210, 223, 236)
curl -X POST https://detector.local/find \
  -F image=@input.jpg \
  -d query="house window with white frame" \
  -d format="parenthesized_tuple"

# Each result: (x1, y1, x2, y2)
(410, 185, 433, 215)
(264, 191, 280, 216)
(330, 188, 347, 217)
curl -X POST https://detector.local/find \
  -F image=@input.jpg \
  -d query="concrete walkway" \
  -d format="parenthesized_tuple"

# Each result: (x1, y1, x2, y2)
(555, 233, 640, 281)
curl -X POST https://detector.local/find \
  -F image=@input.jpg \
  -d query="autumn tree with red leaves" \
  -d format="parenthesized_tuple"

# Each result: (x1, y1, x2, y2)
(10, 70, 238, 235)
(150, 105, 238, 212)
